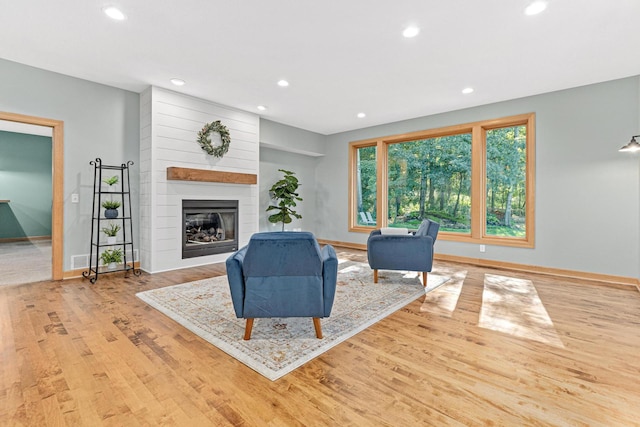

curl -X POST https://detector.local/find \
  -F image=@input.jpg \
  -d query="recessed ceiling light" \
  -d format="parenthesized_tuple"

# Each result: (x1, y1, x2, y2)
(277, 80, 289, 87)
(462, 87, 474, 94)
(525, 1, 547, 16)
(357, 112, 366, 118)
(402, 26, 420, 38)
(103, 6, 126, 20)
(257, 105, 267, 111)
(170, 78, 185, 86)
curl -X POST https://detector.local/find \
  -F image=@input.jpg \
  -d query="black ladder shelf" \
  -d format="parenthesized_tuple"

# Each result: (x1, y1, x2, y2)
(83, 158, 141, 283)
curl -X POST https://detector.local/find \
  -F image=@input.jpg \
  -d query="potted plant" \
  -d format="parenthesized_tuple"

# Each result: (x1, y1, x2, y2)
(266, 169, 302, 231)
(101, 222, 121, 244)
(102, 175, 119, 191)
(99, 248, 123, 271)
(102, 200, 121, 218)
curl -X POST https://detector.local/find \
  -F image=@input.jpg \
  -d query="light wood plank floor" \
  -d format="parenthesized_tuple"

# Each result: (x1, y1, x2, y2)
(1, 248, 639, 426)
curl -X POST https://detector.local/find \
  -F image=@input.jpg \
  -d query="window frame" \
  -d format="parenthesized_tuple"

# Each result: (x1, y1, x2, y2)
(348, 113, 535, 248)
(349, 140, 380, 232)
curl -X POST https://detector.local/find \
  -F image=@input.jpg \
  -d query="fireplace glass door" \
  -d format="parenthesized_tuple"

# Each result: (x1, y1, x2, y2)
(182, 200, 238, 258)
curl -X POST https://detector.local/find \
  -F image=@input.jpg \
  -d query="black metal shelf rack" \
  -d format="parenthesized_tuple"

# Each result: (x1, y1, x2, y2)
(83, 158, 141, 283)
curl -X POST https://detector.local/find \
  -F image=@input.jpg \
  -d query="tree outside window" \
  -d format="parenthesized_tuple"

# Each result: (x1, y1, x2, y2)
(485, 125, 527, 238)
(349, 113, 535, 248)
(387, 134, 471, 233)
(354, 145, 377, 226)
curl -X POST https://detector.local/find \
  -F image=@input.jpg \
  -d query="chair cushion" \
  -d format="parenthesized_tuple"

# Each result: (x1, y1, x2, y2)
(380, 227, 408, 235)
(415, 220, 431, 236)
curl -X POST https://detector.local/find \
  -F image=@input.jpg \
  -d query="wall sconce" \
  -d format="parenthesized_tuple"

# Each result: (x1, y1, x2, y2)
(619, 135, 640, 153)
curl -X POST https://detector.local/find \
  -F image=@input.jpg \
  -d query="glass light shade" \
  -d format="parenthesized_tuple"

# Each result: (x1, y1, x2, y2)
(619, 136, 640, 153)
(103, 6, 126, 20)
(525, 1, 547, 16)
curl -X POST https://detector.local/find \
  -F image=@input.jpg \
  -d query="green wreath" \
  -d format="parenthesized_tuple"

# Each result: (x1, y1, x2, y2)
(197, 120, 231, 157)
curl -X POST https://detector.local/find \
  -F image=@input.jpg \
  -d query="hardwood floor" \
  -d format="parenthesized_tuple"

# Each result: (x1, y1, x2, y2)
(1, 249, 639, 426)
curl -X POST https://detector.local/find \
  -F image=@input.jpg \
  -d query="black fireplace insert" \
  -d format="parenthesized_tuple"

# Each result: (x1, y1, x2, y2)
(182, 199, 238, 259)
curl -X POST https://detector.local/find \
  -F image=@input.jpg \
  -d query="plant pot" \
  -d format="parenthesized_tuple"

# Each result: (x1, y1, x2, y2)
(107, 262, 117, 271)
(104, 208, 118, 219)
(106, 236, 117, 244)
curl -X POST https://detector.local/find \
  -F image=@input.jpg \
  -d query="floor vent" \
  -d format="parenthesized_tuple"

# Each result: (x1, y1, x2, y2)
(71, 254, 89, 270)
(70, 250, 138, 270)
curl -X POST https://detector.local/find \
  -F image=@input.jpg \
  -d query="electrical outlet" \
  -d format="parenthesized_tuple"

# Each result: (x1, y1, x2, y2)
(480, 244, 486, 253)
(71, 193, 79, 203)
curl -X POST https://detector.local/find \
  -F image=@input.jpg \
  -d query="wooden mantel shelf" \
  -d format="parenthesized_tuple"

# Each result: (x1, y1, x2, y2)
(166, 167, 257, 185)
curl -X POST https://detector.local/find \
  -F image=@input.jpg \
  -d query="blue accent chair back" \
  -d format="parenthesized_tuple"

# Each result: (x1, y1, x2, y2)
(366, 219, 440, 286)
(226, 231, 338, 340)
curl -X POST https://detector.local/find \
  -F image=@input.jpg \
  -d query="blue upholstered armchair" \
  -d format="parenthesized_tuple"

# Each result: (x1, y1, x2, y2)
(366, 219, 440, 286)
(225, 232, 338, 340)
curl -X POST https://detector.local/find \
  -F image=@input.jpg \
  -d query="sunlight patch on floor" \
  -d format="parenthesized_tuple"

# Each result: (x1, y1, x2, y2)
(479, 274, 564, 348)
(420, 270, 467, 317)
(339, 263, 367, 274)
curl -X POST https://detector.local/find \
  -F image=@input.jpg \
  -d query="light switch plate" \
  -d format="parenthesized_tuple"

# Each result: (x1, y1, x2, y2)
(71, 193, 79, 203)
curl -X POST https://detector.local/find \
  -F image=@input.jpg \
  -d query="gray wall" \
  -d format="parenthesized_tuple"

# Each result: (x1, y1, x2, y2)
(0, 131, 52, 238)
(314, 77, 640, 279)
(259, 148, 318, 232)
(0, 58, 140, 270)
(260, 119, 325, 154)
(1, 57, 638, 280)
(259, 119, 322, 232)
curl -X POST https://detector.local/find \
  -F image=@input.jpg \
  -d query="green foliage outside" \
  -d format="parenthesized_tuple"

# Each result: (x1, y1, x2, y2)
(267, 169, 303, 231)
(355, 146, 377, 225)
(355, 126, 527, 237)
(484, 126, 527, 237)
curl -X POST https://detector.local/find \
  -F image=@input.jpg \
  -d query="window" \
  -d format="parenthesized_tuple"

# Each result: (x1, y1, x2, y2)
(387, 133, 472, 234)
(350, 144, 378, 228)
(349, 113, 535, 248)
(485, 125, 527, 238)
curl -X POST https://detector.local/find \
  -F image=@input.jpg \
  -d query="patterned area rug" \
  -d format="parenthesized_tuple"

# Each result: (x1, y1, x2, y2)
(136, 260, 450, 381)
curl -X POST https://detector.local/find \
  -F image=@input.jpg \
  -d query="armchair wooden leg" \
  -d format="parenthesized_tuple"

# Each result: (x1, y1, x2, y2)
(313, 317, 323, 339)
(243, 318, 254, 340)
(373, 269, 378, 283)
(422, 272, 427, 287)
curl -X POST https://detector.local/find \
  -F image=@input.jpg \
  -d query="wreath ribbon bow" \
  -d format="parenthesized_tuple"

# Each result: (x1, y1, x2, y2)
(197, 120, 231, 157)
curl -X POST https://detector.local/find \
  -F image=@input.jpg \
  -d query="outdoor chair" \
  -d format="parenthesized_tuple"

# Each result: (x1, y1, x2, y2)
(359, 212, 376, 225)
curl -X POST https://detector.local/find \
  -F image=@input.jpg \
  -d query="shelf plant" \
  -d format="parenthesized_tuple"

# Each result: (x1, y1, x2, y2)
(101, 222, 121, 244)
(266, 169, 303, 231)
(102, 176, 119, 186)
(102, 200, 121, 218)
(99, 248, 123, 270)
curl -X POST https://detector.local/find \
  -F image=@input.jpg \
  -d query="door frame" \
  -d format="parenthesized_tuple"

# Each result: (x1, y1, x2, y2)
(0, 111, 64, 280)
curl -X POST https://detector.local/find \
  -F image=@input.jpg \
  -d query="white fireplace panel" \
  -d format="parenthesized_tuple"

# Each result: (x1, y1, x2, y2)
(140, 86, 259, 273)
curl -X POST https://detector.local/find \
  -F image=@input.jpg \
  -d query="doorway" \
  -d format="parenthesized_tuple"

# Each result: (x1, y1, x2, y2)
(0, 112, 63, 281)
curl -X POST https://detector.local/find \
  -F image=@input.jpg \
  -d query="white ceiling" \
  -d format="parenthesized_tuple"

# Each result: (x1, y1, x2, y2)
(1, 1, 640, 135)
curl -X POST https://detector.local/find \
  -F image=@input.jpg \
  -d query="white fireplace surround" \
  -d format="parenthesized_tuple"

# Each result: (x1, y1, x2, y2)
(139, 87, 259, 273)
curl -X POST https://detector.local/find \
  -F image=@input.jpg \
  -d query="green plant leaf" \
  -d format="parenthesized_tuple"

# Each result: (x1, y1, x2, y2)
(266, 169, 303, 230)
(102, 176, 119, 186)
(101, 200, 121, 209)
